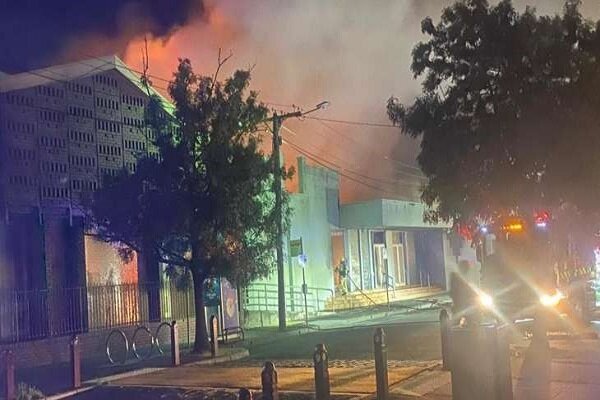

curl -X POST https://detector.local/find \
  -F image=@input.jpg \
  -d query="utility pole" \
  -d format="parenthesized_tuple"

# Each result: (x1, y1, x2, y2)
(270, 102, 329, 331)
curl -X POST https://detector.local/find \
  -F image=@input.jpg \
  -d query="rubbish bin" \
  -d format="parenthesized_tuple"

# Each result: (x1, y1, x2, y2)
(450, 324, 512, 400)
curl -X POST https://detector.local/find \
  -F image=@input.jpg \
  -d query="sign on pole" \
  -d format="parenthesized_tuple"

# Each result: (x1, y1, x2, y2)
(290, 239, 303, 257)
(298, 253, 307, 268)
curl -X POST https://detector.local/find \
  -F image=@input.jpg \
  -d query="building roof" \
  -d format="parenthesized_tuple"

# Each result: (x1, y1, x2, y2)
(0, 55, 174, 115)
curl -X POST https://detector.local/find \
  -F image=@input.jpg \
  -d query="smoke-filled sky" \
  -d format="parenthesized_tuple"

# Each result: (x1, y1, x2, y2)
(3, 0, 600, 202)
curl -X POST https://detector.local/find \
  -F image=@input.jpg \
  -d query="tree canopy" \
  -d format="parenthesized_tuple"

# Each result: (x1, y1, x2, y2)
(388, 0, 600, 228)
(91, 58, 287, 351)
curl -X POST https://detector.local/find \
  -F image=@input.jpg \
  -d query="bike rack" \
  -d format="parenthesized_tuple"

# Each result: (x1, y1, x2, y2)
(154, 321, 174, 355)
(106, 329, 129, 365)
(131, 326, 155, 360)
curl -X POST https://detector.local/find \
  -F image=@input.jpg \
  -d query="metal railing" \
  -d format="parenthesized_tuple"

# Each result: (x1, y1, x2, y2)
(243, 282, 333, 319)
(0, 282, 195, 344)
(347, 275, 378, 307)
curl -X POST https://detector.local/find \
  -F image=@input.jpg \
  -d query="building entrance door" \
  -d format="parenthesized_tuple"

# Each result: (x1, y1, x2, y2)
(392, 244, 407, 285)
(391, 232, 408, 286)
(373, 244, 386, 288)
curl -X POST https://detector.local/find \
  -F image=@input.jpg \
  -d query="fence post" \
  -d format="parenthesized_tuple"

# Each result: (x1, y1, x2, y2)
(263, 284, 268, 311)
(171, 321, 180, 366)
(316, 289, 320, 313)
(374, 327, 389, 400)
(210, 315, 219, 358)
(440, 309, 450, 370)
(70, 335, 81, 389)
(261, 361, 279, 400)
(313, 343, 330, 400)
(3, 350, 15, 400)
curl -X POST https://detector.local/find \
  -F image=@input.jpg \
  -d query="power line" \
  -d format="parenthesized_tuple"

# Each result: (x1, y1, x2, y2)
(313, 119, 425, 175)
(8, 57, 172, 95)
(5, 58, 424, 195)
(280, 125, 423, 187)
(79, 53, 173, 85)
(305, 116, 398, 129)
(265, 124, 422, 193)
(13, 56, 405, 134)
(283, 139, 419, 197)
(263, 122, 423, 190)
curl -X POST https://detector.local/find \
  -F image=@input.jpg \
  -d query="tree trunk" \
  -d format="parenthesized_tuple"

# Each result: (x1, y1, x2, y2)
(192, 270, 210, 353)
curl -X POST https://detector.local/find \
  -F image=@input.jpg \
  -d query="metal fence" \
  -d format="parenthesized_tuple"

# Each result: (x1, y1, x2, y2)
(243, 282, 333, 319)
(0, 281, 335, 343)
(0, 283, 194, 344)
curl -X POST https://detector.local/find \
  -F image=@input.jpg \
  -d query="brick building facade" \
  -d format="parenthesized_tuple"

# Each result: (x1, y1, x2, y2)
(0, 56, 174, 344)
(0, 55, 172, 289)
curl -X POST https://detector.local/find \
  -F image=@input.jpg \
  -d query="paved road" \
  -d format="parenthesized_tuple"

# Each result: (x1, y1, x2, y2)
(247, 317, 443, 361)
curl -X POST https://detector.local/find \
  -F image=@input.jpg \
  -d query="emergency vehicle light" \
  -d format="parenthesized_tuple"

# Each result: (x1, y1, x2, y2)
(503, 223, 523, 232)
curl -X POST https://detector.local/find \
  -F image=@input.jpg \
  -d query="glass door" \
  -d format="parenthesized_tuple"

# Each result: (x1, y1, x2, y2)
(373, 244, 386, 288)
(391, 231, 408, 286)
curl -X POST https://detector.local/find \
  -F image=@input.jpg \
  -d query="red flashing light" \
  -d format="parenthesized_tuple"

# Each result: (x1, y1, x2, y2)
(535, 211, 551, 228)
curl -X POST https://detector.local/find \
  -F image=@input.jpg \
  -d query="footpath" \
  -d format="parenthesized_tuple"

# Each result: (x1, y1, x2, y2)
(103, 359, 437, 397)
(394, 336, 600, 399)
(67, 335, 600, 399)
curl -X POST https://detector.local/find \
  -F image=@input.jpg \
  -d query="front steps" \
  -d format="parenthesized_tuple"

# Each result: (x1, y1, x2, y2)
(324, 285, 443, 311)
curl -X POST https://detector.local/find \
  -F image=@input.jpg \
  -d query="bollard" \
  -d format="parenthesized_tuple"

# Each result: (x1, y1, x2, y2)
(210, 315, 219, 358)
(70, 335, 81, 389)
(439, 309, 450, 370)
(238, 388, 253, 400)
(171, 321, 180, 366)
(261, 361, 279, 400)
(313, 343, 330, 400)
(374, 327, 389, 400)
(2, 350, 15, 400)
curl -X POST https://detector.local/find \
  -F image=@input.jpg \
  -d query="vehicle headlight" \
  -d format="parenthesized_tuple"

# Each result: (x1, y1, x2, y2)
(540, 290, 564, 307)
(479, 292, 494, 309)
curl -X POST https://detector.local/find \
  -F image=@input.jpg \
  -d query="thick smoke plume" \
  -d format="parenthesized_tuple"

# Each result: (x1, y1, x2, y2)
(4, 0, 599, 202)
(0, 0, 204, 72)
(123, 0, 600, 202)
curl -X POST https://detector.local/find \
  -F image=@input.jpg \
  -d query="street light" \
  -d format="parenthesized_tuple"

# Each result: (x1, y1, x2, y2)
(270, 101, 329, 331)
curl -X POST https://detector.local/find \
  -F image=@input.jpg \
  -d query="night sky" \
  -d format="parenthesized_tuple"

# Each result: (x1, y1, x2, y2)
(0, 0, 204, 73)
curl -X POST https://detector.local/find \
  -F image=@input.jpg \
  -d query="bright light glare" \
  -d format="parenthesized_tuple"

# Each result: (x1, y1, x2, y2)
(479, 292, 494, 308)
(536, 222, 547, 229)
(480, 225, 488, 233)
(540, 290, 564, 307)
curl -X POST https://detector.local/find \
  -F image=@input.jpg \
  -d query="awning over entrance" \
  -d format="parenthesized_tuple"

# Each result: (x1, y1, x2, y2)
(340, 199, 451, 229)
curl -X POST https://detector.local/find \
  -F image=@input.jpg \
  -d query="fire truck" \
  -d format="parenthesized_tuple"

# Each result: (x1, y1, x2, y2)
(473, 212, 594, 331)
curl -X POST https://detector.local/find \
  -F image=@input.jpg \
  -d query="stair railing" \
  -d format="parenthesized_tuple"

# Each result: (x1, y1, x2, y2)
(346, 275, 378, 308)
